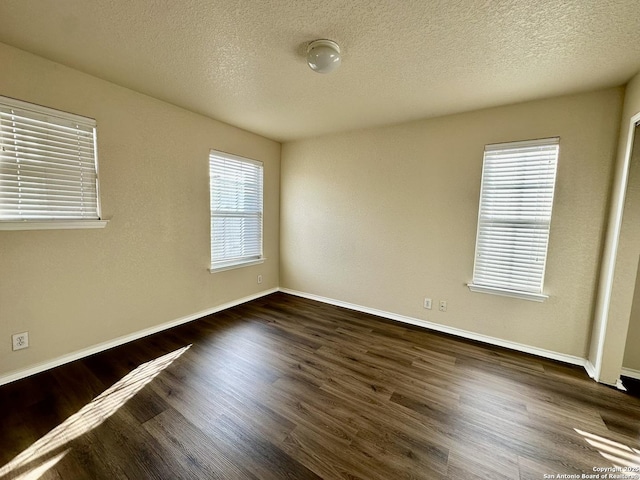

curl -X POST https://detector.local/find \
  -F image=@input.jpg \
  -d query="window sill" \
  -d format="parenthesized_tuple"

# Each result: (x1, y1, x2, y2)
(467, 283, 548, 302)
(209, 258, 265, 273)
(0, 220, 109, 231)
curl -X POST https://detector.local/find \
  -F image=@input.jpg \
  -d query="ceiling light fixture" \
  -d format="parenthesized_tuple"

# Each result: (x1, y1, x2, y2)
(306, 39, 341, 74)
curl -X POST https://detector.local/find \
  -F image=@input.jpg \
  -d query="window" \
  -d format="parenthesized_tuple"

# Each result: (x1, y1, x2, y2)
(209, 150, 264, 271)
(468, 137, 559, 301)
(0, 96, 104, 230)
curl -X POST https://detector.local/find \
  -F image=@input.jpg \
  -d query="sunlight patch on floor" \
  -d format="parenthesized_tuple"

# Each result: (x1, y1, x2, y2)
(575, 428, 640, 477)
(10, 449, 68, 480)
(0, 345, 191, 478)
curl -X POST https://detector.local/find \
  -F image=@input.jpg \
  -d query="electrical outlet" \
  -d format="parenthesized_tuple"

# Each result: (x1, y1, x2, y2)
(257, 274, 263, 284)
(423, 298, 432, 309)
(12, 332, 29, 351)
(439, 300, 447, 312)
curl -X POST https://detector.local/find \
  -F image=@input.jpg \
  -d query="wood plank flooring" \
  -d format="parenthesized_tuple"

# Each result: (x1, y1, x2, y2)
(1, 292, 639, 479)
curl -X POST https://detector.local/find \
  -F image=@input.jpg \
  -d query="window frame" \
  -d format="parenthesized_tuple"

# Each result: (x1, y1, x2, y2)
(0, 96, 106, 231)
(468, 137, 560, 302)
(209, 150, 264, 272)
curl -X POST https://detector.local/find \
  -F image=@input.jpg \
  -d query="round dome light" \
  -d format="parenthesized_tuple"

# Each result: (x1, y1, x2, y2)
(306, 39, 341, 74)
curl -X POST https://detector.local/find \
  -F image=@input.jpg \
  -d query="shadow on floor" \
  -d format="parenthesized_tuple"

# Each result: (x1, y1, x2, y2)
(622, 376, 640, 398)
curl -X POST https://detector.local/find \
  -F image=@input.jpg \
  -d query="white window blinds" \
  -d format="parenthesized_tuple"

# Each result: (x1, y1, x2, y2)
(0, 96, 100, 221)
(209, 151, 263, 270)
(469, 138, 559, 301)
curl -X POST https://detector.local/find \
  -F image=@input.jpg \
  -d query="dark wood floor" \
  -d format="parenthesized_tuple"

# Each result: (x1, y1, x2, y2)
(1, 292, 639, 479)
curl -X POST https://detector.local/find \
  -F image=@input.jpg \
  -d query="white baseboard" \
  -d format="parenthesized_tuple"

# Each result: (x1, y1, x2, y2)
(280, 288, 589, 369)
(2, 287, 604, 387)
(584, 361, 626, 388)
(621, 367, 640, 380)
(0, 288, 278, 387)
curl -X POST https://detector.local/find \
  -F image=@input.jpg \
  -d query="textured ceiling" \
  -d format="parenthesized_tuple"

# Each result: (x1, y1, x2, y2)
(1, 0, 640, 142)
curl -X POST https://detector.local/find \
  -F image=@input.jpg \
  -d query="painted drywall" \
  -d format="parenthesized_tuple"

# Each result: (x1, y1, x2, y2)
(613, 73, 640, 376)
(624, 253, 640, 373)
(281, 88, 622, 359)
(620, 126, 640, 374)
(0, 43, 280, 379)
(591, 71, 640, 384)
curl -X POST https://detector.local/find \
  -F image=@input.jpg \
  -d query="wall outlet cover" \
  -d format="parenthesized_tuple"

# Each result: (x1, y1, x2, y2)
(12, 332, 29, 351)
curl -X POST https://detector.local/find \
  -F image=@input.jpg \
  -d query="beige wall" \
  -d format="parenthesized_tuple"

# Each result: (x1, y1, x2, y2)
(621, 127, 640, 374)
(591, 72, 640, 384)
(605, 71, 640, 377)
(0, 43, 280, 379)
(281, 89, 623, 358)
(624, 254, 640, 372)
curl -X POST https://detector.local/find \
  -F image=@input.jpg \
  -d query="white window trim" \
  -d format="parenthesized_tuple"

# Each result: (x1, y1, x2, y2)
(209, 150, 264, 272)
(0, 219, 108, 231)
(0, 96, 105, 230)
(209, 257, 265, 273)
(467, 283, 548, 302)
(468, 137, 559, 302)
